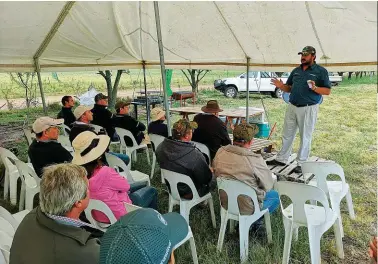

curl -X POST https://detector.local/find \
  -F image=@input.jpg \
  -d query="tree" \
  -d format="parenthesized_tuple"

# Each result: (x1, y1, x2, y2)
(97, 70, 128, 109)
(9, 73, 37, 109)
(181, 69, 210, 93)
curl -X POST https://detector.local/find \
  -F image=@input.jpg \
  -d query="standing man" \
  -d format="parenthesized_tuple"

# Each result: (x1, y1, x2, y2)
(91, 93, 117, 141)
(268, 46, 331, 173)
(57, 96, 76, 128)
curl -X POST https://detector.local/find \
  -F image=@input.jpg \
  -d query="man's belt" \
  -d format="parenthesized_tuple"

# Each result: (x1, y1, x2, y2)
(291, 102, 317, 107)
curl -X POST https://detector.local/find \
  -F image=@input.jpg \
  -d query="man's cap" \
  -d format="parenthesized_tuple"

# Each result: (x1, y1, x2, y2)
(151, 107, 166, 122)
(201, 100, 223, 113)
(172, 119, 198, 137)
(73, 105, 94, 120)
(32, 117, 63, 134)
(94, 93, 109, 102)
(100, 208, 189, 264)
(115, 97, 132, 110)
(233, 123, 259, 142)
(298, 46, 316, 56)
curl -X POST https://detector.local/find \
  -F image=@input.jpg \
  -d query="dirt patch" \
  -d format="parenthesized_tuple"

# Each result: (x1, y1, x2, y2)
(0, 123, 24, 144)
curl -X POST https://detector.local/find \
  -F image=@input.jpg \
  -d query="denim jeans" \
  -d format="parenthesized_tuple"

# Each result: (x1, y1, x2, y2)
(129, 184, 158, 210)
(108, 152, 130, 166)
(262, 190, 280, 214)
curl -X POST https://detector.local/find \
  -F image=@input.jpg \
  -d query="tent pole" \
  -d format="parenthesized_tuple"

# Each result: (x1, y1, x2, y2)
(142, 61, 150, 124)
(246, 57, 250, 123)
(154, 1, 171, 136)
(34, 58, 47, 114)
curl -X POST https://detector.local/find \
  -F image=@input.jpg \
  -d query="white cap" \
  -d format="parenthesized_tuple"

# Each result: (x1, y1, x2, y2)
(32, 117, 64, 134)
(74, 105, 94, 120)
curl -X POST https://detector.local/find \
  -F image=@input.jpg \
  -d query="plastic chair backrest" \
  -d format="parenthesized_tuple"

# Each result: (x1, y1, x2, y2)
(216, 177, 261, 216)
(115, 127, 137, 147)
(0, 230, 11, 264)
(91, 124, 105, 134)
(275, 181, 331, 225)
(124, 203, 142, 213)
(60, 124, 71, 136)
(302, 161, 347, 195)
(161, 169, 200, 201)
(0, 148, 19, 175)
(57, 135, 72, 148)
(149, 133, 165, 152)
(13, 159, 40, 188)
(23, 128, 35, 146)
(0, 207, 18, 234)
(191, 141, 211, 164)
(84, 199, 117, 227)
(105, 153, 133, 182)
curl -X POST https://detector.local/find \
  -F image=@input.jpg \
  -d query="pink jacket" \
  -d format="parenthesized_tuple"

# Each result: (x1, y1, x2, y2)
(89, 166, 132, 223)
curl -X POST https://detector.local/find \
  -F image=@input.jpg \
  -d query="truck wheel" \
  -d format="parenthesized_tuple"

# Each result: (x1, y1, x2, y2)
(224, 86, 238, 98)
(271, 88, 283, 98)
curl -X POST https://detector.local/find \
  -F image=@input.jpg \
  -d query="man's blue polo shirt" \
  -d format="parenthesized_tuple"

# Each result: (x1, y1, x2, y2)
(286, 63, 331, 106)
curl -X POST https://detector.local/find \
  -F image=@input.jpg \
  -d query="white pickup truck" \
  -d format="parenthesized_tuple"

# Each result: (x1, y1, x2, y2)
(214, 71, 342, 98)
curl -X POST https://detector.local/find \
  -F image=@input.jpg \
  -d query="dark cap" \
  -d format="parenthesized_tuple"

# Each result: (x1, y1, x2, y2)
(94, 93, 108, 102)
(233, 123, 259, 142)
(115, 97, 132, 110)
(298, 46, 316, 56)
(99, 208, 189, 264)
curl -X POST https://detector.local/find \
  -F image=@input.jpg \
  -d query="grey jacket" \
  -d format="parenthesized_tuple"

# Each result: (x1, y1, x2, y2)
(156, 137, 213, 197)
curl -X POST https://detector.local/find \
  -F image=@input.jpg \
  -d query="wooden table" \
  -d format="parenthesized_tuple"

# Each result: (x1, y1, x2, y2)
(262, 153, 333, 183)
(171, 91, 196, 106)
(170, 106, 265, 127)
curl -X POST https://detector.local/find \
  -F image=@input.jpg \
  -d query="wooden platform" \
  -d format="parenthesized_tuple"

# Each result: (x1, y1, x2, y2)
(262, 153, 333, 184)
(229, 134, 273, 153)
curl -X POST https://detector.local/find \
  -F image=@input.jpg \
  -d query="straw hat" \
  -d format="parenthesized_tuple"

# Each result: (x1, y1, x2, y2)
(71, 131, 110, 165)
(201, 100, 223, 113)
(150, 107, 165, 122)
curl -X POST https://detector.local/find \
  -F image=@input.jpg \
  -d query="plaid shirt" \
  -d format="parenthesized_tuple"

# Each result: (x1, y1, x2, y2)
(46, 214, 95, 228)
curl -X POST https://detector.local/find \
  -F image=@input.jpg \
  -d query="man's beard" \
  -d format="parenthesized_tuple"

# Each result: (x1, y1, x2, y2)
(301, 59, 311, 65)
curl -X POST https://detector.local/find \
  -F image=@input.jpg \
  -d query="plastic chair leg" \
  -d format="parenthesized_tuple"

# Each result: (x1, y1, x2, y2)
(25, 190, 35, 211)
(145, 148, 150, 165)
(293, 226, 299, 242)
(168, 196, 174, 213)
(308, 228, 321, 264)
(208, 197, 216, 228)
(282, 219, 294, 264)
(217, 209, 228, 252)
(239, 220, 249, 263)
(3, 171, 9, 200)
(333, 219, 345, 259)
(345, 189, 356, 220)
(9, 172, 18, 205)
(264, 212, 273, 243)
(150, 154, 156, 179)
(19, 184, 26, 211)
(180, 203, 190, 224)
(229, 219, 236, 234)
(189, 235, 199, 264)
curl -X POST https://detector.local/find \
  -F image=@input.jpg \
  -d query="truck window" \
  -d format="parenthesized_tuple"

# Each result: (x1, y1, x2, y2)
(248, 71, 258, 78)
(261, 72, 270, 78)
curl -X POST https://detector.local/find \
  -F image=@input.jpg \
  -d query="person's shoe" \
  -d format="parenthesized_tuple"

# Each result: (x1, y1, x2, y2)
(292, 166, 302, 174)
(266, 159, 286, 166)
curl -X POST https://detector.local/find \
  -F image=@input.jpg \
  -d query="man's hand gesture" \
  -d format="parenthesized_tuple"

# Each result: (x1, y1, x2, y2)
(270, 78, 284, 90)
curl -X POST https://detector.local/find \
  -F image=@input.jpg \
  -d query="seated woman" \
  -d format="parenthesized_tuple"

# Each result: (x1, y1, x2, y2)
(148, 107, 168, 138)
(71, 131, 158, 222)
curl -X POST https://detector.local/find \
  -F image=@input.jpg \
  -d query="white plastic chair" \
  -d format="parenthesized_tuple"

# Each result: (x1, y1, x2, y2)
(302, 161, 356, 238)
(105, 153, 150, 186)
(23, 128, 35, 146)
(0, 148, 33, 206)
(161, 169, 216, 228)
(91, 124, 120, 146)
(57, 135, 73, 153)
(12, 159, 41, 211)
(216, 178, 273, 263)
(115, 127, 150, 165)
(149, 133, 165, 181)
(84, 199, 117, 231)
(275, 181, 344, 264)
(60, 124, 71, 137)
(191, 141, 211, 165)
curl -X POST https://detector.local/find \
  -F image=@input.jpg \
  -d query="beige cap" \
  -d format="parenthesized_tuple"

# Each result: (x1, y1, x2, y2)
(71, 131, 110, 165)
(74, 105, 94, 120)
(150, 107, 165, 122)
(32, 117, 64, 134)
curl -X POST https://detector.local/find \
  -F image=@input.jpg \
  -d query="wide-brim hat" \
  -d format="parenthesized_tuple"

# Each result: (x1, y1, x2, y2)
(99, 208, 188, 264)
(71, 131, 110, 165)
(201, 100, 223, 113)
(151, 107, 166, 122)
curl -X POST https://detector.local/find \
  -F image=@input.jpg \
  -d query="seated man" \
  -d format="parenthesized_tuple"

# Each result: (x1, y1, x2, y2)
(156, 119, 213, 198)
(91, 93, 117, 141)
(70, 104, 130, 165)
(57, 95, 76, 128)
(112, 99, 146, 146)
(192, 100, 231, 160)
(100, 208, 188, 264)
(148, 107, 168, 137)
(29, 117, 72, 177)
(213, 123, 279, 215)
(10, 163, 103, 264)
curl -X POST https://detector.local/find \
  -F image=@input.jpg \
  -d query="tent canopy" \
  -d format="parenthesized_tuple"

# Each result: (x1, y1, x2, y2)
(0, 1, 377, 72)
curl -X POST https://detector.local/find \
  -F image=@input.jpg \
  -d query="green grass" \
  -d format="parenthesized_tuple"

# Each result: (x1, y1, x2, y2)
(0, 79, 377, 263)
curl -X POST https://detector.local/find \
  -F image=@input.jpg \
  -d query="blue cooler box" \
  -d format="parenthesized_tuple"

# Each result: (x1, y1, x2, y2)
(250, 122, 270, 138)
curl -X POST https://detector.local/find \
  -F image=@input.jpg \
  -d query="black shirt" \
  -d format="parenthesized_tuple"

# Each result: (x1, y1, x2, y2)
(57, 107, 76, 128)
(148, 120, 169, 138)
(91, 104, 115, 139)
(112, 114, 146, 146)
(28, 139, 72, 177)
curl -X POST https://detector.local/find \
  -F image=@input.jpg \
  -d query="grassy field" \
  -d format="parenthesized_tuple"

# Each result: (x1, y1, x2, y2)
(0, 76, 377, 263)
